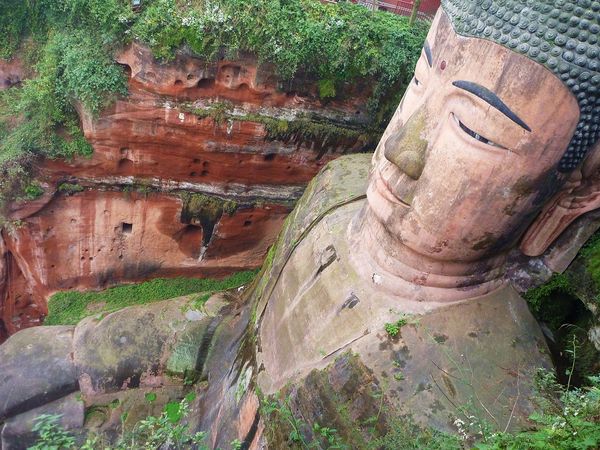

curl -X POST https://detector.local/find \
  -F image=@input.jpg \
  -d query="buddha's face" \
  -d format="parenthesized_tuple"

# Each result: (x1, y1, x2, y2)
(367, 10, 581, 263)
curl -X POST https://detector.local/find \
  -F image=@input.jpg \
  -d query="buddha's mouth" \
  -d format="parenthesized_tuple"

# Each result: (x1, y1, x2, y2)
(374, 169, 411, 208)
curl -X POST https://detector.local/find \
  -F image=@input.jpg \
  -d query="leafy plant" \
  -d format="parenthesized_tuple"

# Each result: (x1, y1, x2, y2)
(29, 414, 76, 450)
(260, 395, 309, 447)
(22, 182, 44, 200)
(312, 423, 349, 449)
(369, 415, 461, 449)
(473, 371, 600, 450)
(31, 398, 208, 449)
(0, 0, 427, 209)
(384, 316, 408, 337)
(58, 182, 85, 195)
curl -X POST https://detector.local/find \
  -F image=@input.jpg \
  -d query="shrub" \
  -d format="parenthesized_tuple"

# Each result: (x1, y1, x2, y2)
(384, 316, 408, 337)
(31, 397, 209, 449)
(0, 0, 130, 210)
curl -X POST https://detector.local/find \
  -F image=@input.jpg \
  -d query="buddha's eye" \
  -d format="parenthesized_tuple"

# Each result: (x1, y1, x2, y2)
(452, 113, 505, 149)
(414, 77, 420, 86)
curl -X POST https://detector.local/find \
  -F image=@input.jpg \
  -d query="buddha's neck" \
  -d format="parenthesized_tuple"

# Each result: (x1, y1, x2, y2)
(348, 205, 507, 302)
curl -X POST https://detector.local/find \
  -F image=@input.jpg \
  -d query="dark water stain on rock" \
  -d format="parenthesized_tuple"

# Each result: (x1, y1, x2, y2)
(472, 232, 495, 251)
(433, 333, 448, 344)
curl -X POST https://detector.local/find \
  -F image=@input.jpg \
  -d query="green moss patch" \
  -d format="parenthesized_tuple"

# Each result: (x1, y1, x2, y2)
(45, 270, 257, 326)
(183, 103, 379, 151)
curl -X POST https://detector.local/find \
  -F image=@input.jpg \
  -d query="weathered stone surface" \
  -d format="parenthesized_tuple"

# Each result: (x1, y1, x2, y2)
(73, 295, 224, 394)
(0, 326, 77, 420)
(83, 385, 188, 439)
(257, 195, 552, 430)
(262, 352, 391, 449)
(190, 292, 261, 449)
(1, 393, 84, 450)
(252, 153, 372, 322)
(0, 190, 289, 337)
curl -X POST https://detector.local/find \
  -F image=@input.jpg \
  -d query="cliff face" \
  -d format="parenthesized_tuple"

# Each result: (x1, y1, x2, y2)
(0, 44, 374, 340)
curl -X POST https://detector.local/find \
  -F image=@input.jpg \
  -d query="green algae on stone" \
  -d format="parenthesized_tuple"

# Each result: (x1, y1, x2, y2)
(167, 293, 231, 382)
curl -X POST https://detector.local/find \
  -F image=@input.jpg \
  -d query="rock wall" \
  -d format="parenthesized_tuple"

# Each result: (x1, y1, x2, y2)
(0, 44, 374, 340)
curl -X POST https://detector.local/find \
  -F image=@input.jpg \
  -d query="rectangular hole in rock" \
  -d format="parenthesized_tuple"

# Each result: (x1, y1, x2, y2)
(121, 222, 133, 234)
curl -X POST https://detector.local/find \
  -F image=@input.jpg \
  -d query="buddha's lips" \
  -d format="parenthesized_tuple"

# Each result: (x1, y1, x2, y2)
(375, 169, 411, 208)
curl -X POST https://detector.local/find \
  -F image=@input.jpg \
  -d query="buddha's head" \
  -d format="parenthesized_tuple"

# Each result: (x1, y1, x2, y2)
(367, 0, 600, 266)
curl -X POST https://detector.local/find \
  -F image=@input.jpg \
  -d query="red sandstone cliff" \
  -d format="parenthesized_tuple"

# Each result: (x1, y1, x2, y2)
(0, 44, 374, 340)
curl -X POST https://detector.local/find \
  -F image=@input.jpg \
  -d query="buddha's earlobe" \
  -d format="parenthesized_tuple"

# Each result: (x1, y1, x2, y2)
(520, 142, 600, 257)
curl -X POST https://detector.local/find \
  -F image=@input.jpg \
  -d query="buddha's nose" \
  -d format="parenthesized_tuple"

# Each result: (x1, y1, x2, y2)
(383, 112, 427, 180)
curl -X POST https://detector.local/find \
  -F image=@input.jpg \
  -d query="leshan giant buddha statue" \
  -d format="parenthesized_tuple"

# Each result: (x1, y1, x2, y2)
(0, 0, 599, 444)
(253, 0, 600, 430)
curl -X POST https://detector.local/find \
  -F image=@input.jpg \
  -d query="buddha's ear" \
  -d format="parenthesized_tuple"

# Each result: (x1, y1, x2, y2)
(521, 141, 600, 257)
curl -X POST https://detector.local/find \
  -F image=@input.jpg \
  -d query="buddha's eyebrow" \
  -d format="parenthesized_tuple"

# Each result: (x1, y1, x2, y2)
(452, 80, 531, 132)
(423, 41, 432, 67)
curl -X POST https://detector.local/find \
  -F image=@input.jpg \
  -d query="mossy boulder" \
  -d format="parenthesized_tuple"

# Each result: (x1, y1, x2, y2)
(73, 295, 226, 394)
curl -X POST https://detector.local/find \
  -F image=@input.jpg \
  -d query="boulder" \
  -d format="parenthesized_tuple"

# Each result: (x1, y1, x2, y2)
(0, 326, 77, 420)
(73, 295, 226, 394)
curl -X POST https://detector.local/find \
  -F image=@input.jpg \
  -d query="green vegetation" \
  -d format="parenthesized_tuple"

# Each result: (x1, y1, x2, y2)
(579, 230, 600, 290)
(31, 397, 210, 449)
(0, 0, 131, 214)
(183, 102, 379, 150)
(29, 372, 600, 449)
(384, 316, 408, 337)
(370, 416, 461, 449)
(179, 191, 238, 223)
(470, 371, 600, 450)
(45, 270, 257, 325)
(131, 0, 427, 112)
(525, 273, 574, 330)
(30, 414, 80, 450)
(524, 231, 600, 385)
(0, 0, 427, 214)
(260, 370, 600, 450)
(22, 182, 44, 200)
(58, 182, 85, 195)
(260, 395, 350, 449)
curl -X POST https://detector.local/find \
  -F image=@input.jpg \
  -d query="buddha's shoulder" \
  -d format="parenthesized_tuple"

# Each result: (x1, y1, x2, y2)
(251, 153, 370, 311)
(297, 153, 371, 218)
(272, 153, 370, 259)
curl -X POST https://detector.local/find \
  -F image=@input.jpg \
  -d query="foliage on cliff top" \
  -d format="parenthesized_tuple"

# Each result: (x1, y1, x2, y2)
(0, 0, 131, 214)
(131, 0, 428, 112)
(44, 270, 257, 325)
